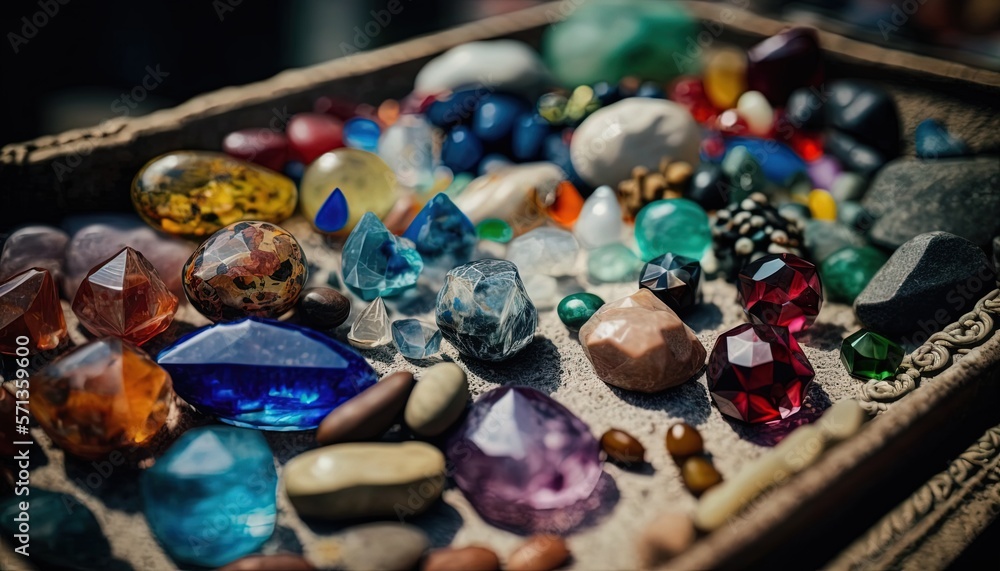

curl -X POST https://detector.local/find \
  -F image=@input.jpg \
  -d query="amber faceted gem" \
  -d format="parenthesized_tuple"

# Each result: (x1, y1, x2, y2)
(600, 428, 646, 465)
(681, 456, 723, 495)
(665, 422, 704, 460)
(0, 268, 67, 355)
(31, 338, 172, 459)
(72, 247, 178, 346)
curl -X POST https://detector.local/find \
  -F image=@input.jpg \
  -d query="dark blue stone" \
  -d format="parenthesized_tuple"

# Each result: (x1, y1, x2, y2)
(721, 137, 807, 186)
(542, 132, 591, 193)
(314, 187, 349, 232)
(442, 126, 484, 173)
(473, 93, 528, 142)
(915, 119, 971, 159)
(403, 193, 477, 266)
(592, 81, 621, 105)
(636, 81, 666, 99)
(426, 89, 486, 128)
(0, 490, 112, 570)
(283, 160, 305, 186)
(512, 113, 551, 161)
(157, 318, 377, 430)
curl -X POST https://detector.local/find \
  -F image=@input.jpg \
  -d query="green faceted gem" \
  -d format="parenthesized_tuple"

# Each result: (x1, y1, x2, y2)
(840, 329, 904, 381)
(476, 218, 513, 243)
(557, 292, 605, 331)
(721, 146, 766, 204)
(821, 246, 889, 304)
(588, 243, 641, 283)
(635, 198, 711, 261)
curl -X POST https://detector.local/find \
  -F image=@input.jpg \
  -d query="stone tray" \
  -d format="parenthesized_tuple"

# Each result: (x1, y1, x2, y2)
(2, 3, 1000, 570)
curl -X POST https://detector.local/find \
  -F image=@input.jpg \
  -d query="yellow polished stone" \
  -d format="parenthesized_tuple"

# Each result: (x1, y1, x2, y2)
(704, 48, 748, 110)
(300, 148, 399, 233)
(132, 151, 297, 238)
(808, 189, 838, 221)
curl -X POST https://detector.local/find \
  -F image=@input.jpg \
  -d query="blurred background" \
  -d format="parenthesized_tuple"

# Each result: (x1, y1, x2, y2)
(1, 0, 998, 147)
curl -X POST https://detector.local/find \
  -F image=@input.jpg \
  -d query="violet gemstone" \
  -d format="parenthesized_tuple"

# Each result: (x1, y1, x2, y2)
(447, 387, 602, 531)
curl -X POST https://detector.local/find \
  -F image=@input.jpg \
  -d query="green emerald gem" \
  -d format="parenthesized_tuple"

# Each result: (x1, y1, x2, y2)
(821, 246, 888, 304)
(634, 198, 711, 261)
(476, 218, 513, 243)
(840, 329, 904, 381)
(588, 243, 640, 283)
(557, 292, 605, 331)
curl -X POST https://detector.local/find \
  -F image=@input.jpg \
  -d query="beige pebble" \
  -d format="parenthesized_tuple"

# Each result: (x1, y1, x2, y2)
(636, 512, 697, 568)
(338, 523, 429, 571)
(507, 535, 570, 571)
(421, 545, 500, 571)
(405, 362, 469, 436)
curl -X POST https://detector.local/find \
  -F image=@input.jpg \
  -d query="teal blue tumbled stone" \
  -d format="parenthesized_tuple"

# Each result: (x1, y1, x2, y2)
(342, 211, 424, 300)
(587, 243, 641, 283)
(635, 198, 712, 261)
(142, 426, 278, 568)
(0, 490, 112, 569)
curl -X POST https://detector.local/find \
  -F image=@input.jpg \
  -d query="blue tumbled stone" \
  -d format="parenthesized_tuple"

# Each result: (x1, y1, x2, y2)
(342, 211, 424, 300)
(717, 137, 807, 186)
(427, 89, 486, 128)
(436, 259, 537, 361)
(343, 117, 381, 153)
(283, 160, 305, 186)
(473, 93, 528, 142)
(512, 113, 551, 161)
(315, 187, 349, 232)
(403, 193, 477, 267)
(915, 119, 970, 159)
(442, 126, 484, 174)
(0, 490, 112, 569)
(142, 426, 278, 567)
(157, 318, 377, 430)
(543, 132, 590, 193)
(392, 319, 443, 359)
(479, 153, 513, 175)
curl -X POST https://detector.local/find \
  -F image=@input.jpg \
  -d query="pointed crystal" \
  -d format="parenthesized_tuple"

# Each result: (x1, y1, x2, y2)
(403, 193, 477, 266)
(341, 212, 424, 301)
(391, 319, 442, 359)
(349, 297, 392, 349)
(0, 268, 67, 354)
(574, 185, 623, 250)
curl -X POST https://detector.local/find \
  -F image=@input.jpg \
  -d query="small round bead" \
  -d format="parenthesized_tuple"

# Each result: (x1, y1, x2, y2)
(600, 429, 646, 465)
(681, 456, 723, 495)
(666, 422, 704, 460)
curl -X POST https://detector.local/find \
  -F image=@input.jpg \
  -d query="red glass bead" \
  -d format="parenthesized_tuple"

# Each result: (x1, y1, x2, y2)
(715, 109, 750, 137)
(790, 130, 825, 162)
(737, 253, 823, 333)
(222, 128, 289, 172)
(747, 27, 824, 106)
(286, 113, 344, 164)
(669, 77, 717, 124)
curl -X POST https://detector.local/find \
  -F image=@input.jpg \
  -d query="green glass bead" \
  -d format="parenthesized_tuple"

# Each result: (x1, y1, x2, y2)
(588, 243, 641, 283)
(841, 329, 904, 381)
(557, 292, 605, 331)
(821, 246, 889, 303)
(635, 198, 711, 261)
(476, 218, 514, 243)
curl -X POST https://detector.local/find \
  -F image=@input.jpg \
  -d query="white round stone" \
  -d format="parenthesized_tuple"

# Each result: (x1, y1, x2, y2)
(414, 40, 552, 97)
(574, 185, 623, 250)
(736, 91, 774, 137)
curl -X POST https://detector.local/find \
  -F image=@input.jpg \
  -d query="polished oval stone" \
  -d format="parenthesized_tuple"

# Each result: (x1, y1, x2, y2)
(587, 243, 641, 283)
(507, 535, 570, 571)
(287, 112, 344, 164)
(826, 81, 901, 158)
(666, 422, 703, 460)
(284, 441, 445, 520)
(786, 87, 825, 131)
(183, 221, 307, 322)
(681, 456, 723, 495)
(423, 546, 500, 571)
(736, 91, 773, 136)
(637, 512, 697, 567)
(297, 287, 351, 330)
(343, 117, 381, 153)
(685, 164, 730, 212)
(512, 113, 552, 161)
(747, 27, 824, 105)
(0, 225, 68, 284)
(804, 220, 867, 265)
(301, 148, 399, 233)
(453, 162, 564, 231)
(426, 89, 488, 128)
(635, 198, 711, 261)
(703, 48, 747, 110)
(574, 185, 623, 250)
(415, 39, 551, 97)
(808, 189, 838, 221)
(822, 246, 888, 304)
(442, 126, 484, 174)
(334, 523, 429, 571)
(600, 428, 645, 465)
(317, 371, 414, 445)
(157, 318, 377, 430)
(0, 490, 113, 570)
(807, 155, 843, 192)
(476, 218, 514, 243)
(405, 362, 469, 437)
(557, 292, 605, 332)
(218, 554, 315, 571)
(720, 146, 765, 203)
(142, 426, 277, 568)
(132, 151, 297, 237)
(473, 93, 528, 142)
(222, 128, 289, 172)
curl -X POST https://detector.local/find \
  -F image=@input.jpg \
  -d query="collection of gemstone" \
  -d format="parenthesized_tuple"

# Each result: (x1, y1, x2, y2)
(2, 1, 998, 568)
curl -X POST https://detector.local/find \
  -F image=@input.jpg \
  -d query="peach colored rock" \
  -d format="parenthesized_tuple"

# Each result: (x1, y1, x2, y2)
(579, 289, 706, 393)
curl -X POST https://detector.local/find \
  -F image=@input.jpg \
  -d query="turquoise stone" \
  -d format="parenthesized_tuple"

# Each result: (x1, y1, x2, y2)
(342, 211, 424, 300)
(557, 292, 605, 331)
(840, 329, 903, 381)
(403, 193, 477, 266)
(315, 187, 349, 232)
(821, 246, 888, 304)
(587, 243, 640, 283)
(142, 426, 277, 567)
(343, 117, 381, 153)
(0, 490, 112, 569)
(635, 199, 711, 261)
(157, 318, 377, 430)
(391, 319, 443, 359)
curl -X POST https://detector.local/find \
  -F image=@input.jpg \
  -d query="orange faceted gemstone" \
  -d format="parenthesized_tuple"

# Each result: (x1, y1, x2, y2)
(547, 181, 585, 227)
(72, 247, 178, 346)
(31, 338, 172, 459)
(0, 268, 67, 355)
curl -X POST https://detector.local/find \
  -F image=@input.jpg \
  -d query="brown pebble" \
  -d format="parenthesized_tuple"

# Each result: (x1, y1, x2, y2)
(507, 535, 570, 571)
(600, 428, 646, 465)
(297, 287, 351, 330)
(422, 546, 500, 571)
(316, 371, 414, 444)
(666, 422, 704, 460)
(681, 456, 723, 495)
(216, 553, 315, 570)
(636, 512, 696, 568)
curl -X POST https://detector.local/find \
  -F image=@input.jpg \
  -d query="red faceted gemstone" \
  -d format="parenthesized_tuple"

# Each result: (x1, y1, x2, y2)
(747, 27, 824, 106)
(222, 128, 289, 172)
(708, 323, 815, 424)
(669, 76, 718, 124)
(72, 247, 178, 346)
(0, 268, 67, 355)
(738, 253, 823, 333)
(286, 113, 344, 164)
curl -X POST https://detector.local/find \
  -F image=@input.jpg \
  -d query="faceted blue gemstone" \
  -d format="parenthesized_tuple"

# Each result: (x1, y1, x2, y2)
(0, 489, 112, 569)
(512, 113, 551, 161)
(915, 118, 970, 159)
(403, 193, 477, 267)
(341, 211, 424, 300)
(314, 187, 349, 232)
(391, 319, 443, 359)
(442, 126, 484, 174)
(718, 137, 806, 186)
(142, 426, 277, 567)
(473, 93, 528, 142)
(343, 117, 381, 153)
(157, 318, 377, 430)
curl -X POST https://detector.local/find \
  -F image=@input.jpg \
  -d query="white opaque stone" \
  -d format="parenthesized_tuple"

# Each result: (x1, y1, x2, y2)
(574, 186, 623, 250)
(506, 227, 580, 277)
(736, 91, 774, 136)
(414, 40, 552, 97)
(378, 114, 436, 190)
(453, 162, 564, 226)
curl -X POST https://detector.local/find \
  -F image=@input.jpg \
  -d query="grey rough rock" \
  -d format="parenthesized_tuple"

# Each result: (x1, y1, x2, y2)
(804, 220, 867, 264)
(854, 232, 997, 340)
(862, 157, 1000, 249)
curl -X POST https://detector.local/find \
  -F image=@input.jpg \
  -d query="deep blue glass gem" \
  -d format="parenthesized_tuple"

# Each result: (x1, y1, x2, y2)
(473, 93, 528, 142)
(427, 89, 486, 128)
(715, 137, 807, 186)
(512, 113, 551, 161)
(142, 426, 277, 567)
(156, 318, 377, 430)
(442, 126, 484, 173)
(343, 117, 381, 153)
(391, 319, 443, 359)
(403, 193, 477, 265)
(314, 187, 349, 232)
(0, 490, 112, 569)
(915, 119, 970, 159)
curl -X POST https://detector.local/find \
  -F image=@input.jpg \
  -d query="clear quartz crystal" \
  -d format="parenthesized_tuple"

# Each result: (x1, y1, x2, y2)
(348, 297, 392, 349)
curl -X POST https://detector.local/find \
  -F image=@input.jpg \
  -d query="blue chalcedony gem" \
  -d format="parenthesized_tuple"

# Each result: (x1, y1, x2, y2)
(314, 187, 349, 232)
(512, 113, 551, 161)
(392, 319, 442, 359)
(142, 426, 278, 567)
(712, 137, 806, 186)
(442, 126, 484, 174)
(915, 119, 970, 159)
(342, 211, 424, 300)
(473, 93, 528, 142)
(403, 193, 477, 266)
(343, 117, 381, 153)
(157, 318, 377, 430)
(0, 490, 112, 569)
